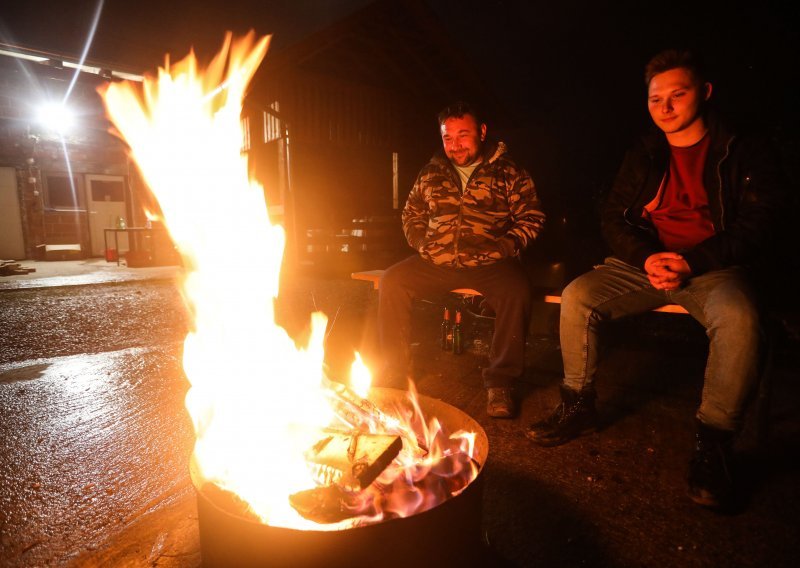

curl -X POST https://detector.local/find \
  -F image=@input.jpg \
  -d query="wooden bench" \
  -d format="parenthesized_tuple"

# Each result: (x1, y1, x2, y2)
(351, 269, 482, 297)
(352, 270, 689, 314)
(542, 293, 689, 314)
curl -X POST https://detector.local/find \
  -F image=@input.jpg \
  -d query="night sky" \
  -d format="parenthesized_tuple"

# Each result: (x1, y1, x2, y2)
(3, 0, 797, 124)
(0, 0, 374, 68)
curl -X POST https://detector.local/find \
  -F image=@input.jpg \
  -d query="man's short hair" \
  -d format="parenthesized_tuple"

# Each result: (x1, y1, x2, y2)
(437, 101, 483, 127)
(644, 49, 708, 86)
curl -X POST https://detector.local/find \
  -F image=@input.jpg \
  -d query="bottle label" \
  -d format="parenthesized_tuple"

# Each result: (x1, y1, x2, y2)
(453, 310, 462, 354)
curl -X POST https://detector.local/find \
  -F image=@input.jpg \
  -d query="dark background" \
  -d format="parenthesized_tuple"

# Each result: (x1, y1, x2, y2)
(2, 0, 798, 272)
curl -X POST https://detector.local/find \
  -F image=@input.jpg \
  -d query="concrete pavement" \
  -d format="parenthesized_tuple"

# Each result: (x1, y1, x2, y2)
(0, 259, 182, 290)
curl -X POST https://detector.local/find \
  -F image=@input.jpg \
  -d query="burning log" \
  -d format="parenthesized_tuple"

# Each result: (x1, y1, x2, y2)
(288, 485, 358, 524)
(291, 431, 402, 523)
(322, 377, 428, 458)
(306, 431, 403, 490)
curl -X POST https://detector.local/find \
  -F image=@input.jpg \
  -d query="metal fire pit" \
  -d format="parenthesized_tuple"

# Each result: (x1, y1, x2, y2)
(192, 388, 489, 568)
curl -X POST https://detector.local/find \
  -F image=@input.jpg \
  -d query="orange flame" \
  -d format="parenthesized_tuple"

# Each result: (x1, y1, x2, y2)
(143, 208, 160, 222)
(100, 32, 477, 530)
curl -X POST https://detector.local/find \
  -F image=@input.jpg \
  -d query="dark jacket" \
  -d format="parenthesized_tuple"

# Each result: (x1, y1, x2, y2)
(403, 141, 545, 268)
(601, 114, 786, 275)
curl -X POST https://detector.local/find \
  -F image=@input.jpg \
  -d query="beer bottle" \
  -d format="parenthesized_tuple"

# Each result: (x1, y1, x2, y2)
(440, 307, 452, 351)
(453, 309, 463, 354)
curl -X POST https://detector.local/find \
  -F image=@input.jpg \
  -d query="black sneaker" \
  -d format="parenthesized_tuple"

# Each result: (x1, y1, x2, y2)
(526, 386, 598, 446)
(687, 420, 734, 509)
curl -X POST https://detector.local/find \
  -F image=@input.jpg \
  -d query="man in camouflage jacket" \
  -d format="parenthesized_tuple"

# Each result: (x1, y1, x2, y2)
(378, 101, 545, 418)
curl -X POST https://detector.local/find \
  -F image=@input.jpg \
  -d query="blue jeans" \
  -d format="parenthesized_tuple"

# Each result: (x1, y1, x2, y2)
(560, 257, 761, 431)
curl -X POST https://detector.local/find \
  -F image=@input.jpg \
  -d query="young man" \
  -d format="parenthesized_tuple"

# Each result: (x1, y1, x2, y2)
(526, 50, 784, 509)
(377, 101, 545, 418)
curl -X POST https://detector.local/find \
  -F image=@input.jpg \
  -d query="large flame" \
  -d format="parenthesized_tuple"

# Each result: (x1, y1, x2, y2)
(101, 32, 477, 530)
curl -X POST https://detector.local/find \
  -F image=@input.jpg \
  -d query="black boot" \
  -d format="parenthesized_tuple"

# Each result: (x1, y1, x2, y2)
(525, 385, 598, 447)
(687, 420, 734, 509)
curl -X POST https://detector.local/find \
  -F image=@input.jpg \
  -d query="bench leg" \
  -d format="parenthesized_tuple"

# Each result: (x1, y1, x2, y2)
(754, 320, 777, 448)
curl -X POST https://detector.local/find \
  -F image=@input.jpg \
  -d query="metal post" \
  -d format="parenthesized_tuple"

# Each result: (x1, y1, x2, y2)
(247, 102, 299, 267)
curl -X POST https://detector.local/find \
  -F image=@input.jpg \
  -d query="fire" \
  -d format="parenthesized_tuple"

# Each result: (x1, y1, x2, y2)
(100, 32, 477, 530)
(143, 208, 160, 222)
(349, 353, 371, 398)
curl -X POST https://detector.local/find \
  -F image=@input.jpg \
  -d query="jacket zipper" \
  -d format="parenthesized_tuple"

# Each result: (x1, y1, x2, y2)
(623, 153, 659, 227)
(453, 159, 490, 267)
(715, 135, 734, 231)
(449, 164, 467, 267)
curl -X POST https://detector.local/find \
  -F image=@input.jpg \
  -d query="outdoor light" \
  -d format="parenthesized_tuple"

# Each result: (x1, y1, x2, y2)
(37, 102, 75, 134)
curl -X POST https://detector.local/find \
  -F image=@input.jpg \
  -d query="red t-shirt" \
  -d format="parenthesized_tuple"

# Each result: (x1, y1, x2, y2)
(643, 134, 715, 252)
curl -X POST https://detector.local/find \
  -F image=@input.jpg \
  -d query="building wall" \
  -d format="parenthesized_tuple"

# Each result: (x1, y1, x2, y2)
(0, 58, 132, 259)
(248, 70, 432, 229)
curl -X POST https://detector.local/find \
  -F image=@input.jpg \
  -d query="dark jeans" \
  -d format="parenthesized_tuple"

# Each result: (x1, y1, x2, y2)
(378, 255, 531, 388)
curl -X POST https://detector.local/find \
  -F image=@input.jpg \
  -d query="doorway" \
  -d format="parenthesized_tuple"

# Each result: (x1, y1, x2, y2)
(86, 174, 127, 257)
(0, 167, 26, 259)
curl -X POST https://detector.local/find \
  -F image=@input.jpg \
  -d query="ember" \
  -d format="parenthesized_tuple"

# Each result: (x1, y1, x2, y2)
(100, 30, 484, 546)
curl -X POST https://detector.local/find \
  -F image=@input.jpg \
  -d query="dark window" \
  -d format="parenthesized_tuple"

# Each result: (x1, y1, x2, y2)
(91, 180, 125, 202)
(45, 175, 83, 210)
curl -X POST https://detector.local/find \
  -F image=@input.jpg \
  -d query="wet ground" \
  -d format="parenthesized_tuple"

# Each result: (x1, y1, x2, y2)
(1, 261, 799, 567)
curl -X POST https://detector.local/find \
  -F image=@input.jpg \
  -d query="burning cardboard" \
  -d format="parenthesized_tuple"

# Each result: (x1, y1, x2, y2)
(305, 431, 403, 490)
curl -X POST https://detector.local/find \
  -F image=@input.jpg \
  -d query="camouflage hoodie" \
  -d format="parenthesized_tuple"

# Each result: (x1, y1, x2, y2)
(402, 141, 545, 268)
